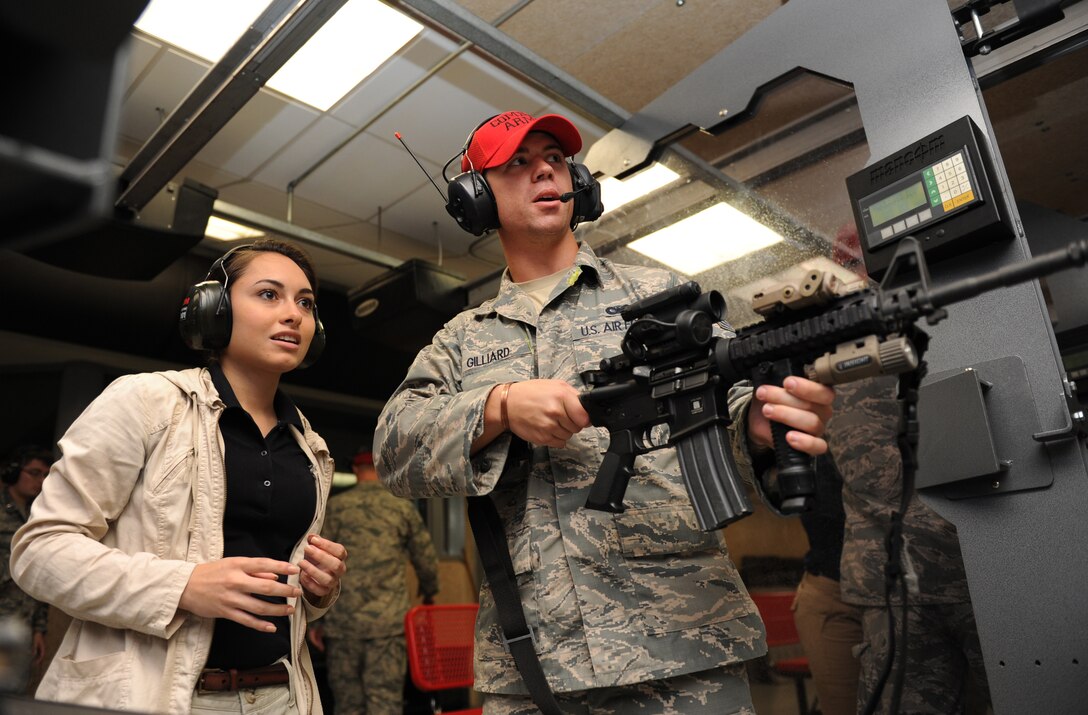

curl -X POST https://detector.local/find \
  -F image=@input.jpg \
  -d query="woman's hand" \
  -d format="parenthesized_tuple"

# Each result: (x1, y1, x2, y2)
(748, 376, 835, 456)
(179, 557, 301, 632)
(299, 534, 347, 603)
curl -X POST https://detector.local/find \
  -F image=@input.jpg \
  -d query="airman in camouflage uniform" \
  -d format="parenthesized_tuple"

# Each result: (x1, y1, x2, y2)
(375, 111, 835, 714)
(0, 447, 51, 692)
(829, 376, 990, 714)
(316, 451, 439, 715)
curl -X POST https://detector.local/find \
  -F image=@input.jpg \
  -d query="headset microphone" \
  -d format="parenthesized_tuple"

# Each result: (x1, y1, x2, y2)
(538, 184, 591, 203)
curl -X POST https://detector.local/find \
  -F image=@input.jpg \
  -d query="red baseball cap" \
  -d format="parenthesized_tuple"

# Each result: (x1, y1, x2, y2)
(461, 111, 582, 173)
(352, 451, 374, 467)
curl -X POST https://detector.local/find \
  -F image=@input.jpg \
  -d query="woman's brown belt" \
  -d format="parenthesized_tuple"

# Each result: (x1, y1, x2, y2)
(197, 663, 290, 692)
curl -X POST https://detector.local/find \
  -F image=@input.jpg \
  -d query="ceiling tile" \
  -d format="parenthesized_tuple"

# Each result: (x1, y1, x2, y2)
(118, 48, 210, 143)
(195, 90, 320, 177)
(375, 184, 479, 257)
(214, 179, 351, 229)
(123, 34, 163, 99)
(290, 132, 442, 225)
(331, 29, 462, 127)
(251, 114, 358, 190)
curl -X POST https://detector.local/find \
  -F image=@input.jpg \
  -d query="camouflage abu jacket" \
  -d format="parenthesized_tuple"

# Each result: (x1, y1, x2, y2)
(320, 481, 439, 638)
(376, 242, 767, 695)
(0, 486, 48, 635)
(828, 376, 972, 606)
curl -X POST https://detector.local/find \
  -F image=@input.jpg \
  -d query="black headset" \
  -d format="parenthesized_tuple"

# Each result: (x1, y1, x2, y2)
(178, 245, 326, 368)
(443, 117, 604, 237)
(1, 457, 20, 485)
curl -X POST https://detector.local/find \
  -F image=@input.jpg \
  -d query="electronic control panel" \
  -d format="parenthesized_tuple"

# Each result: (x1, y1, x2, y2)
(846, 116, 1014, 278)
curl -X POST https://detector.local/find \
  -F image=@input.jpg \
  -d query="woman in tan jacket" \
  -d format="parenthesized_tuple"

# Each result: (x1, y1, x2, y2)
(11, 240, 347, 714)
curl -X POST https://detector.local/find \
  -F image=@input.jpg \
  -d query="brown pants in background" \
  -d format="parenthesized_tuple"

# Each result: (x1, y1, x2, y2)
(793, 572, 863, 715)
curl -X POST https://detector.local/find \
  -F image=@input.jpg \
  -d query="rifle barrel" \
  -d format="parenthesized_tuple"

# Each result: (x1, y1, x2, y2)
(926, 239, 1088, 309)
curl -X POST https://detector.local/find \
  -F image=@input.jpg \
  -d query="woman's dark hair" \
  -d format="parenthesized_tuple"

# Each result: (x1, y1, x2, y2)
(223, 239, 318, 295)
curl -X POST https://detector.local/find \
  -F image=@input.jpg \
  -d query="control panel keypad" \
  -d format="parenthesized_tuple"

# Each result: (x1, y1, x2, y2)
(925, 151, 975, 213)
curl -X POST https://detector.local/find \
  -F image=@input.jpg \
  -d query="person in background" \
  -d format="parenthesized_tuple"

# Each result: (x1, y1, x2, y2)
(10, 240, 346, 714)
(790, 453, 862, 715)
(825, 224, 989, 714)
(0, 446, 52, 692)
(309, 446, 440, 715)
(376, 110, 835, 714)
(831, 377, 990, 715)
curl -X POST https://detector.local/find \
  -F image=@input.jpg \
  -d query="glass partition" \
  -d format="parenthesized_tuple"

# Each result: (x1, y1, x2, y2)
(580, 71, 872, 329)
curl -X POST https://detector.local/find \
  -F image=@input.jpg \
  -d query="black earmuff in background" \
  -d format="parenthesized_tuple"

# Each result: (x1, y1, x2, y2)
(1, 458, 21, 485)
(178, 245, 326, 368)
(2, 447, 49, 485)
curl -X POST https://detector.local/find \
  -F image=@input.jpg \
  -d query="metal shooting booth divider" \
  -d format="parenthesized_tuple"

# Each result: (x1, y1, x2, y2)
(585, 0, 1088, 712)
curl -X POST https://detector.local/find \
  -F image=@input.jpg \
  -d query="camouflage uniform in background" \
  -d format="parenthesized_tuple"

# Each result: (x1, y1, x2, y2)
(0, 485, 49, 690)
(377, 242, 765, 713)
(829, 376, 990, 715)
(320, 481, 439, 715)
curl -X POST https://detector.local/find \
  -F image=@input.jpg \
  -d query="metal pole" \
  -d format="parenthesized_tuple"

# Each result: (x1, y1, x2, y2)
(286, 0, 536, 201)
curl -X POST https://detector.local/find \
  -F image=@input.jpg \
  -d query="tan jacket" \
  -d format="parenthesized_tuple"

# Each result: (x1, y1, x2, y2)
(11, 368, 336, 714)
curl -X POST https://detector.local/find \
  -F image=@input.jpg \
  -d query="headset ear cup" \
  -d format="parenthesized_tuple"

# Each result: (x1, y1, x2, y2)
(2, 459, 20, 485)
(446, 172, 500, 236)
(298, 308, 326, 369)
(179, 281, 232, 351)
(568, 162, 603, 229)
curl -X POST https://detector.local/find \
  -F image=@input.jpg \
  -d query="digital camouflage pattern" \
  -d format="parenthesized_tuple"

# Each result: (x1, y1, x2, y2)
(828, 376, 972, 606)
(481, 663, 755, 715)
(320, 482, 439, 638)
(828, 376, 988, 712)
(857, 603, 989, 715)
(320, 481, 438, 714)
(323, 634, 407, 715)
(376, 242, 767, 696)
(0, 486, 48, 636)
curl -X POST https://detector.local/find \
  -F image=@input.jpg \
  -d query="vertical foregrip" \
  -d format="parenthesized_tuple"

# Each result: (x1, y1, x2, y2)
(754, 358, 816, 514)
(674, 426, 753, 531)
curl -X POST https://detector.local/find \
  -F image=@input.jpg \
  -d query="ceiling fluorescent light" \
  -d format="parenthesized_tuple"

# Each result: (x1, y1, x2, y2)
(205, 216, 265, 241)
(135, 0, 421, 112)
(599, 163, 680, 214)
(628, 202, 784, 275)
(135, 0, 269, 62)
(266, 0, 422, 110)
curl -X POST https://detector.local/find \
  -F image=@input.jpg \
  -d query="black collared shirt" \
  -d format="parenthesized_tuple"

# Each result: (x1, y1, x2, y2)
(204, 363, 317, 670)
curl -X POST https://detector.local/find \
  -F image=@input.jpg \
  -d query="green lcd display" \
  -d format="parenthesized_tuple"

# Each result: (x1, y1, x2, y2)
(868, 181, 928, 227)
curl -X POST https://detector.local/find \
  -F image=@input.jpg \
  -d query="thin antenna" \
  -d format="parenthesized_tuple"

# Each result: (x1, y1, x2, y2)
(433, 220, 442, 266)
(395, 132, 447, 202)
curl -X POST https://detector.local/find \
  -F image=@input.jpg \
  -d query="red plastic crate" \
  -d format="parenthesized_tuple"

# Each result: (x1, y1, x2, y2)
(405, 604, 479, 692)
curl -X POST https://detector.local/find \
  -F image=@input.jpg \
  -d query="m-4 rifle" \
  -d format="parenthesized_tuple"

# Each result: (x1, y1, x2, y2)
(580, 236, 1088, 531)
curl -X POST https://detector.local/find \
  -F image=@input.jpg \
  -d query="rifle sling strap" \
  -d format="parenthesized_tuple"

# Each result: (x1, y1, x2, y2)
(467, 495, 565, 715)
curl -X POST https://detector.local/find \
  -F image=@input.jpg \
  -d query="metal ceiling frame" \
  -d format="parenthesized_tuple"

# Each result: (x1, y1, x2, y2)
(394, 0, 628, 127)
(112, 0, 1088, 275)
(116, 0, 349, 213)
(285, 0, 537, 220)
(213, 199, 403, 268)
